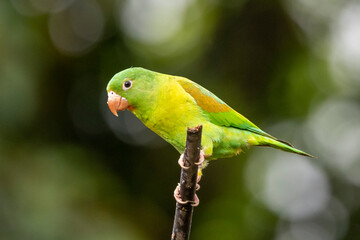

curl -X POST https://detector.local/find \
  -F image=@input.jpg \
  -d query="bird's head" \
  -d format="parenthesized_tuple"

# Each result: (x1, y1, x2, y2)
(106, 67, 158, 116)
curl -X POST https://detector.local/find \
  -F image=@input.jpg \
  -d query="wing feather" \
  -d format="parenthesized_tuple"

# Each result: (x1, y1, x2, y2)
(176, 77, 289, 143)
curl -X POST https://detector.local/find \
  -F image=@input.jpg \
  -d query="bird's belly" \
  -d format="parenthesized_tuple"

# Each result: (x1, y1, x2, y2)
(211, 127, 251, 159)
(140, 100, 207, 152)
(139, 107, 253, 159)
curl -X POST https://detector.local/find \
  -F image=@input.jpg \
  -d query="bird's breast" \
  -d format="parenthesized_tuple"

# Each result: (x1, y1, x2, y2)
(139, 86, 204, 149)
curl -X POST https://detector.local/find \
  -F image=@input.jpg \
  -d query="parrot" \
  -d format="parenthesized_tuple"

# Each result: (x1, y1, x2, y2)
(106, 67, 312, 205)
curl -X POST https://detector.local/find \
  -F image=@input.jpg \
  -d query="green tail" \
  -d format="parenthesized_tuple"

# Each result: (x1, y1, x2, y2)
(256, 136, 314, 158)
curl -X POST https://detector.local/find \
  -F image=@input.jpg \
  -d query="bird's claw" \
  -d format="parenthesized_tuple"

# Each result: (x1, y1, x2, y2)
(178, 150, 205, 169)
(192, 194, 200, 207)
(175, 150, 205, 206)
(195, 150, 205, 168)
(177, 154, 190, 169)
(174, 184, 200, 207)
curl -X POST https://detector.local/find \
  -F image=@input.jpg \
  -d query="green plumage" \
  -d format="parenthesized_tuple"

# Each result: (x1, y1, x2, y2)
(107, 67, 312, 161)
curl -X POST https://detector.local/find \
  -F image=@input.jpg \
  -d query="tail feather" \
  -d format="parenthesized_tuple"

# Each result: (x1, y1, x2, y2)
(256, 136, 314, 158)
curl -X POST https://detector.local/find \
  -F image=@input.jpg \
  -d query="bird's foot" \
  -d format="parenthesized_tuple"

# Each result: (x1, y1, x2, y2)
(195, 150, 205, 168)
(177, 154, 190, 169)
(174, 184, 200, 207)
(178, 150, 206, 169)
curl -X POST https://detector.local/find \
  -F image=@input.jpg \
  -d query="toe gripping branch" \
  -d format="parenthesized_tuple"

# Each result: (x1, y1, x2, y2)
(175, 149, 204, 206)
(171, 125, 203, 240)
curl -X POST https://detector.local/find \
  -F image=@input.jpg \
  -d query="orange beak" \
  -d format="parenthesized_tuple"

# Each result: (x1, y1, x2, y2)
(107, 91, 130, 117)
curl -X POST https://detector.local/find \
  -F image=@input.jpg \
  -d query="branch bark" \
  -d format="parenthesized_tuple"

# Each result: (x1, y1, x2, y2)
(171, 125, 202, 240)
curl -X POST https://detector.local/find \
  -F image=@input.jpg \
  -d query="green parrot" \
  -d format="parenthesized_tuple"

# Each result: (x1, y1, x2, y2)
(106, 67, 312, 205)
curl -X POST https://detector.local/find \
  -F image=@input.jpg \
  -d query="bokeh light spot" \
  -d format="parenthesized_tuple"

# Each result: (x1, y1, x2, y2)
(306, 97, 360, 186)
(48, 0, 104, 55)
(119, 0, 190, 45)
(246, 151, 329, 221)
(330, 2, 360, 90)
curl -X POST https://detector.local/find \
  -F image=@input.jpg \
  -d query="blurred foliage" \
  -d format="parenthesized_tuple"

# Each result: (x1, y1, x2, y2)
(1, 0, 360, 239)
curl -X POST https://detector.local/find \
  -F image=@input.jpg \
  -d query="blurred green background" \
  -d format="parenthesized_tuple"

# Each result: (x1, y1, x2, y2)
(1, 0, 360, 239)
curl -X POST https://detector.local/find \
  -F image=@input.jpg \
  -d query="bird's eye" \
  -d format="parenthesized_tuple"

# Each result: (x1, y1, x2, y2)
(122, 80, 133, 91)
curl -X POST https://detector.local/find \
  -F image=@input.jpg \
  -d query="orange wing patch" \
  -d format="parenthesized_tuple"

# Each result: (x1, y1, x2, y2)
(177, 79, 231, 113)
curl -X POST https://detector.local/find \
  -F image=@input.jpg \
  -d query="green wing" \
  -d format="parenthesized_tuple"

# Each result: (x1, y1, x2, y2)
(176, 77, 283, 141)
